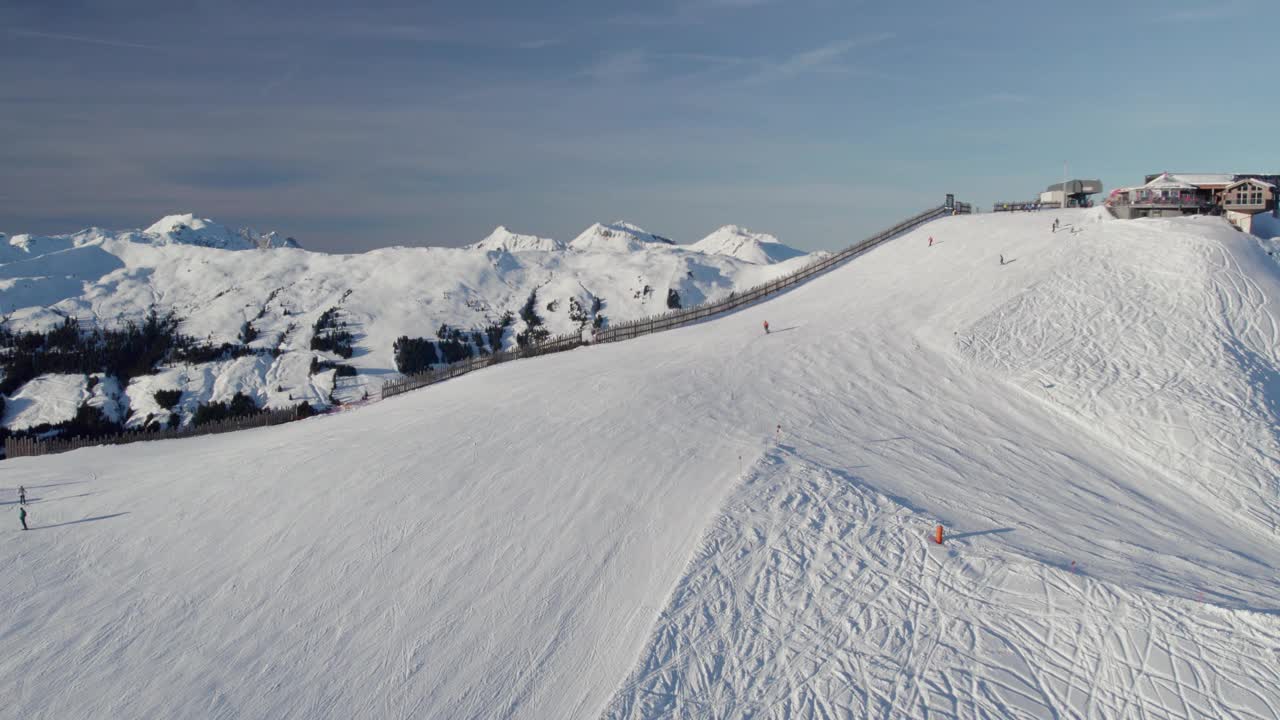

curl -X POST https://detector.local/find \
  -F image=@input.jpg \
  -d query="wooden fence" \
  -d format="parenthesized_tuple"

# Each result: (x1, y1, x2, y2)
(4, 405, 307, 459)
(6, 199, 967, 455)
(594, 203, 965, 343)
(381, 331, 588, 399)
(383, 200, 968, 399)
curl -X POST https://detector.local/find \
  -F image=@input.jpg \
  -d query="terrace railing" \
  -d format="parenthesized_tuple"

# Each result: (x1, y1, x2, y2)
(1108, 196, 1211, 208)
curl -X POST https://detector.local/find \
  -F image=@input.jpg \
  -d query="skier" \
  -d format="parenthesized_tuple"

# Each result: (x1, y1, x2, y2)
(18, 485, 26, 505)
(1052, 218, 1059, 233)
(999, 254, 1005, 266)
(19, 506, 28, 531)
(763, 320, 770, 334)
(928, 236, 934, 247)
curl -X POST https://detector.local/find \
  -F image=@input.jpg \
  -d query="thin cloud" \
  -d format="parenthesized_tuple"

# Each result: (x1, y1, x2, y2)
(740, 33, 895, 84)
(8, 29, 165, 51)
(689, 0, 779, 9)
(260, 64, 302, 97)
(582, 50, 651, 81)
(317, 19, 565, 50)
(607, 0, 774, 27)
(605, 12, 703, 27)
(982, 92, 1033, 104)
(517, 38, 561, 50)
(1161, 1, 1254, 22)
(940, 92, 1036, 112)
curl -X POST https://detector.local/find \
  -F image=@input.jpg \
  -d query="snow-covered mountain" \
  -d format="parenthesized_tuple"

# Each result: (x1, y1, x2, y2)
(0, 215, 816, 431)
(690, 224, 814, 264)
(143, 214, 301, 250)
(568, 221, 676, 252)
(0, 215, 299, 264)
(3, 209, 1277, 719)
(466, 226, 564, 253)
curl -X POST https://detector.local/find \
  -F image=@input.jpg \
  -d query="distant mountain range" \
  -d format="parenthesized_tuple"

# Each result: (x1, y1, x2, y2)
(0, 215, 823, 432)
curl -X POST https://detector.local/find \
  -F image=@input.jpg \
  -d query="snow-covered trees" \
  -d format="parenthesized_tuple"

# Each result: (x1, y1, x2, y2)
(310, 307, 355, 358)
(516, 290, 550, 347)
(153, 389, 182, 410)
(239, 321, 259, 345)
(667, 288, 682, 309)
(191, 391, 259, 426)
(0, 311, 197, 395)
(393, 336, 439, 375)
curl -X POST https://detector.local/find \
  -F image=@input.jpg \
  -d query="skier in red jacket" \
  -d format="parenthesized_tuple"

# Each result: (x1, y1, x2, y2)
(763, 321, 770, 334)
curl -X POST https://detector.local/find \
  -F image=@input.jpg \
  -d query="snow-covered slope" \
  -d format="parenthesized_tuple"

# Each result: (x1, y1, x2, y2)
(1252, 210, 1280, 241)
(2, 374, 88, 431)
(0, 216, 818, 429)
(2, 209, 1277, 718)
(689, 224, 812, 264)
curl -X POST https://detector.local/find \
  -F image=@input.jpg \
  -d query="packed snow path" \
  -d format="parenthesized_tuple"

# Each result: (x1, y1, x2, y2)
(2, 210, 1277, 719)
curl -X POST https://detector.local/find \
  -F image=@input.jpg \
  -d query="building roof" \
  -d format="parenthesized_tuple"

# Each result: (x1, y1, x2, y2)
(1142, 173, 1198, 190)
(1146, 173, 1236, 187)
(1045, 179, 1103, 194)
(1175, 173, 1236, 186)
(1226, 177, 1276, 190)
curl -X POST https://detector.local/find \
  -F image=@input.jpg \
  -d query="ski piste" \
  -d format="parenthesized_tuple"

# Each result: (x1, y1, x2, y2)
(2, 208, 1277, 718)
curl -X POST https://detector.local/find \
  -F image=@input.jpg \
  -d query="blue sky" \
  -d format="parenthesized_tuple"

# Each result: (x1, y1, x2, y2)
(1, 0, 1275, 252)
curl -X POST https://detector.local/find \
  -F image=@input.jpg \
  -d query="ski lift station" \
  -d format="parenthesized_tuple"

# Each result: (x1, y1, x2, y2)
(993, 179, 1102, 212)
(1039, 179, 1103, 208)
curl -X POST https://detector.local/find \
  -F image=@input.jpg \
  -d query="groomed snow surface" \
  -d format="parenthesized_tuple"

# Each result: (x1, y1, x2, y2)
(2, 210, 1278, 719)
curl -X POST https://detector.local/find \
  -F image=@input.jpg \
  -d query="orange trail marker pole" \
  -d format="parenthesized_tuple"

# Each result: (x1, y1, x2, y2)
(935, 525, 944, 544)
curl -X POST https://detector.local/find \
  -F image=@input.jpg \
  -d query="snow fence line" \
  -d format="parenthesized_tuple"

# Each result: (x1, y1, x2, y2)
(382, 200, 971, 400)
(5, 199, 968, 456)
(4, 405, 307, 459)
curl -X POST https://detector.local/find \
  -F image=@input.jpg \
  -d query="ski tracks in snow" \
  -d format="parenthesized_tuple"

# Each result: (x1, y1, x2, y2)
(956, 221, 1280, 534)
(601, 448, 1280, 719)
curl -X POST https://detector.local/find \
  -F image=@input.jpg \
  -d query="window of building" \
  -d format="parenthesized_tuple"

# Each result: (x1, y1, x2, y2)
(1227, 186, 1266, 205)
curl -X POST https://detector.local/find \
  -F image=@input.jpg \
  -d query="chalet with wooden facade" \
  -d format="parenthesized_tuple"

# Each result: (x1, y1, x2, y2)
(1107, 172, 1279, 232)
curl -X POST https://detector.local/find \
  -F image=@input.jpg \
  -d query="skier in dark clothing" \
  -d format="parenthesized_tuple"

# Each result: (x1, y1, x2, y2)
(18, 485, 26, 505)
(19, 506, 28, 530)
